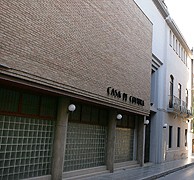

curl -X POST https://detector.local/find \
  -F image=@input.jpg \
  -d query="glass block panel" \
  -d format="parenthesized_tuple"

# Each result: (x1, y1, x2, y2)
(0, 115, 55, 180)
(64, 123, 107, 172)
(115, 128, 134, 163)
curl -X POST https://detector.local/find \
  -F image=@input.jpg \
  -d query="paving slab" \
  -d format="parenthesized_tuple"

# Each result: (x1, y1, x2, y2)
(78, 157, 194, 180)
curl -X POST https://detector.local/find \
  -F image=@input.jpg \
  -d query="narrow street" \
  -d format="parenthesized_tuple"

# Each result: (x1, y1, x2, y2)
(158, 164, 194, 180)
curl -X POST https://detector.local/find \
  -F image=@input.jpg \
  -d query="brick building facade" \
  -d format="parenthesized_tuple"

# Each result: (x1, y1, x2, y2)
(0, 0, 152, 179)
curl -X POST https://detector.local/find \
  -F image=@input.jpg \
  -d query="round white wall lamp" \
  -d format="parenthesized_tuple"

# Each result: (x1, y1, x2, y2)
(116, 114, 122, 120)
(144, 120, 149, 125)
(163, 123, 167, 128)
(68, 104, 76, 112)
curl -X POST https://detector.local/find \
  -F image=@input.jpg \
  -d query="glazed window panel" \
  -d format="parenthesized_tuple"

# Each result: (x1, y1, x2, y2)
(0, 88, 20, 112)
(116, 114, 135, 129)
(69, 104, 81, 122)
(90, 107, 99, 124)
(81, 105, 91, 123)
(40, 97, 57, 117)
(128, 115, 135, 129)
(99, 109, 108, 126)
(21, 94, 40, 115)
(69, 103, 108, 126)
(0, 87, 57, 119)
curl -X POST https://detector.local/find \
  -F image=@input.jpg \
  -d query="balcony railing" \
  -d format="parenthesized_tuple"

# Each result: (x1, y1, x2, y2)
(168, 95, 193, 117)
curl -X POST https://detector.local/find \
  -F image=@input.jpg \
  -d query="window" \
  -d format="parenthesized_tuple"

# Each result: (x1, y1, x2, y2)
(177, 127, 180, 147)
(0, 87, 57, 119)
(69, 102, 108, 126)
(183, 51, 185, 63)
(81, 105, 92, 123)
(169, 75, 174, 108)
(178, 83, 181, 100)
(181, 47, 183, 60)
(169, 30, 172, 46)
(173, 35, 175, 50)
(186, 89, 188, 108)
(169, 126, 173, 148)
(0, 88, 20, 112)
(116, 113, 135, 129)
(185, 129, 188, 147)
(176, 39, 178, 54)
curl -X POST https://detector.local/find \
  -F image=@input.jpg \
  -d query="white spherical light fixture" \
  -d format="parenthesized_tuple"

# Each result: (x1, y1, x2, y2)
(68, 104, 76, 112)
(116, 114, 122, 120)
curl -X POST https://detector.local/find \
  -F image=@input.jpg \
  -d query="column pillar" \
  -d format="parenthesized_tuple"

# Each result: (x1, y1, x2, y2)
(137, 115, 146, 166)
(106, 111, 117, 173)
(51, 98, 70, 180)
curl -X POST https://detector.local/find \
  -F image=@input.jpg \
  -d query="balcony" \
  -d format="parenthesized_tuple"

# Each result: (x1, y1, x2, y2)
(167, 95, 193, 118)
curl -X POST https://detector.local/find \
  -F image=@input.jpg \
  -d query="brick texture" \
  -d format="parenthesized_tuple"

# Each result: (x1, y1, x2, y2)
(0, 0, 152, 114)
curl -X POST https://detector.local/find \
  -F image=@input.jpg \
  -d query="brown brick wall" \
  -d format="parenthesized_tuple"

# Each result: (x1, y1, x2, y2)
(0, 0, 152, 114)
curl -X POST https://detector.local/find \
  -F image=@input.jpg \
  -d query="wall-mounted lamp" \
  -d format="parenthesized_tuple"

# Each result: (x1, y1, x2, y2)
(186, 120, 190, 124)
(68, 104, 76, 112)
(116, 114, 122, 120)
(144, 120, 149, 125)
(163, 123, 167, 128)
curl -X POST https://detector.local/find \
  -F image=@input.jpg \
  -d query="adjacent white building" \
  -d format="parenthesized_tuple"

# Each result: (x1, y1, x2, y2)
(134, 0, 193, 163)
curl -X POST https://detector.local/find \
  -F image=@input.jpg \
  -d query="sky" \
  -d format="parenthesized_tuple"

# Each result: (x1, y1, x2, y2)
(165, 0, 194, 49)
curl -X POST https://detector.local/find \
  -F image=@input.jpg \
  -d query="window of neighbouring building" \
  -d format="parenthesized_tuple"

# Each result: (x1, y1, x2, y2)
(169, 75, 174, 108)
(177, 127, 181, 147)
(178, 83, 182, 100)
(169, 30, 188, 67)
(173, 35, 175, 50)
(169, 126, 173, 148)
(186, 89, 188, 108)
(169, 30, 172, 46)
(176, 39, 178, 54)
(185, 129, 188, 147)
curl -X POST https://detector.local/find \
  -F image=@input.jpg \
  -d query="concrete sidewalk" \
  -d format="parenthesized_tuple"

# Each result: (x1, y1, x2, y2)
(79, 157, 194, 180)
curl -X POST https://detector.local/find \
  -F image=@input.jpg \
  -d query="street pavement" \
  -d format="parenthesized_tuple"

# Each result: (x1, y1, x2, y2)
(75, 156, 194, 180)
(158, 165, 194, 180)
